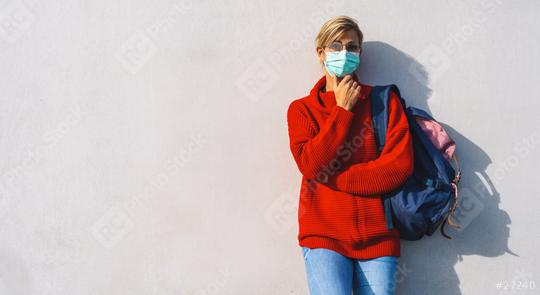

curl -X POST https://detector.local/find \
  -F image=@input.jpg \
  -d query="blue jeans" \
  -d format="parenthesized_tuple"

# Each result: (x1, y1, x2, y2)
(301, 246, 398, 295)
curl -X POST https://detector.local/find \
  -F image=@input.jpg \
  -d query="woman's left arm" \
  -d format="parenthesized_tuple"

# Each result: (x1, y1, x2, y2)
(323, 91, 415, 196)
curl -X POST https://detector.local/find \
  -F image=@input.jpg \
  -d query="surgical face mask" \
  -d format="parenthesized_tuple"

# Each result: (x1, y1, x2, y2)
(324, 49, 360, 77)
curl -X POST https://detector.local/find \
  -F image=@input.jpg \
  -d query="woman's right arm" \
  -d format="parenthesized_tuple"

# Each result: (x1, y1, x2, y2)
(287, 101, 355, 180)
(323, 91, 415, 196)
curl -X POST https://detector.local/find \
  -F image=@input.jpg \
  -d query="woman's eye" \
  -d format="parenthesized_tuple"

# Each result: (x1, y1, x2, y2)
(330, 43, 341, 51)
(347, 45, 359, 52)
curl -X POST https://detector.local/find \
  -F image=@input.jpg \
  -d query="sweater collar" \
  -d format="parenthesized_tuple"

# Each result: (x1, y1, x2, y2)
(310, 73, 370, 111)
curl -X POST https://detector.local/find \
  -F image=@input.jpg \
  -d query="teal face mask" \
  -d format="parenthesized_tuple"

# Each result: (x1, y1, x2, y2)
(324, 50, 361, 77)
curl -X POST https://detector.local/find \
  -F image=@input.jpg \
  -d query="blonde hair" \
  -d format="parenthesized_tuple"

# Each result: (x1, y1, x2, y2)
(315, 16, 363, 66)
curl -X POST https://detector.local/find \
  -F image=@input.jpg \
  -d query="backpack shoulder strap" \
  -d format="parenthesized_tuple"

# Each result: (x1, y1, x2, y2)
(370, 85, 401, 154)
(370, 84, 402, 231)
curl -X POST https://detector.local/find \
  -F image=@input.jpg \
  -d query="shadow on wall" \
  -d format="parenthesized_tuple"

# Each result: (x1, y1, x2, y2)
(358, 41, 515, 295)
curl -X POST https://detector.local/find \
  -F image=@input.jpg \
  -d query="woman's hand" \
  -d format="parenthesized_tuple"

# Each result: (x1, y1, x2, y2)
(329, 73, 361, 112)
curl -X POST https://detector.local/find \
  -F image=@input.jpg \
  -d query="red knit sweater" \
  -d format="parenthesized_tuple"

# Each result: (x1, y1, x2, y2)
(286, 74, 414, 259)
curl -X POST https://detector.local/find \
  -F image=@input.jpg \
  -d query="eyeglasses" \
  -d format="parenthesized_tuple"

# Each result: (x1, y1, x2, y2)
(326, 41, 361, 53)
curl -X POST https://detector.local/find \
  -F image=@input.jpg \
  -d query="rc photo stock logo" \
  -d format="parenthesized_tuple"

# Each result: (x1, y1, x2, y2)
(235, 0, 347, 103)
(409, 43, 451, 85)
(0, 1, 36, 43)
(450, 126, 540, 234)
(90, 206, 134, 249)
(90, 133, 206, 249)
(448, 186, 485, 233)
(115, 32, 158, 75)
(236, 58, 279, 103)
(408, 0, 504, 85)
(264, 190, 299, 235)
(115, 0, 193, 74)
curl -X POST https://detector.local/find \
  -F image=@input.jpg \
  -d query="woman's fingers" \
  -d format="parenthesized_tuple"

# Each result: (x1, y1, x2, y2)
(353, 85, 361, 98)
(333, 74, 363, 110)
(346, 84, 360, 101)
(345, 81, 357, 97)
(332, 74, 362, 111)
(338, 75, 352, 88)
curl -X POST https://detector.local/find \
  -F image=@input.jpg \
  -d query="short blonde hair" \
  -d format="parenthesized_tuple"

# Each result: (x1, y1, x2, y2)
(315, 16, 363, 65)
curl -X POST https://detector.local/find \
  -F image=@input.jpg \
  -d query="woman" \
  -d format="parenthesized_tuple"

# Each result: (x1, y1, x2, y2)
(286, 16, 414, 295)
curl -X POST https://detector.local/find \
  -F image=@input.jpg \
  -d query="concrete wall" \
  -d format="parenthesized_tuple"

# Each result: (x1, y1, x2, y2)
(0, 0, 538, 294)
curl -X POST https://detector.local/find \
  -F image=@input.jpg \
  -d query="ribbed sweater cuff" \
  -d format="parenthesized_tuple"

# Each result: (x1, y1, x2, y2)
(332, 105, 355, 124)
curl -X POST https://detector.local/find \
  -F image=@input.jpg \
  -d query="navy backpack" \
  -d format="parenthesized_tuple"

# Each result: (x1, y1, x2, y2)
(370, 84, 462, 240)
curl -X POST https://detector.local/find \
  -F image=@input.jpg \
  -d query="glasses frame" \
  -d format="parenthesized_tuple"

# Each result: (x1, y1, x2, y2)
(325, 40, 362, 53)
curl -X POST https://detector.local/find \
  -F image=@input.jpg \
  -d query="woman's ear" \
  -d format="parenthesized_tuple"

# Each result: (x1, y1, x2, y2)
(316, 47, 325, 65)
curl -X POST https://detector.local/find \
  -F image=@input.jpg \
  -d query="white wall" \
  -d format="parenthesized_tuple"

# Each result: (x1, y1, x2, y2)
(1, 0, 539, 294)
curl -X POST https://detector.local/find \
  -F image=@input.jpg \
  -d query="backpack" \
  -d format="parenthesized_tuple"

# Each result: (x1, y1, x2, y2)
(370, 84, 462, 240)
